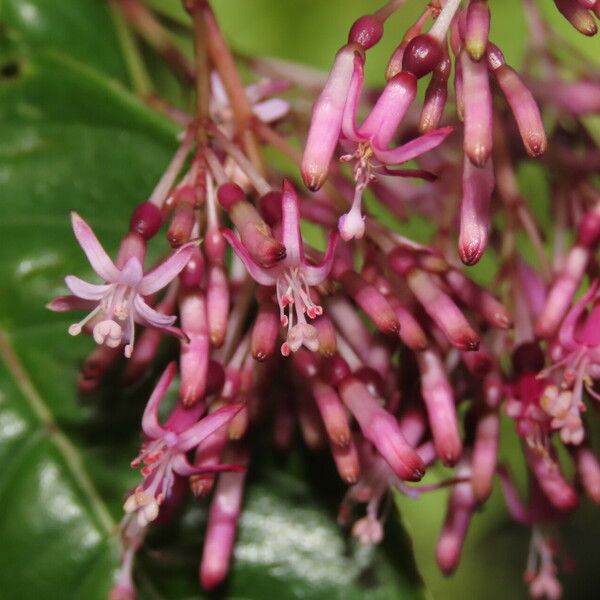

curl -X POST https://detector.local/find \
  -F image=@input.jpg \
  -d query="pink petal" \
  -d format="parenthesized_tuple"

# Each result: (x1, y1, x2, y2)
(559, 280, 600, 350)
(210, 71, 228, 106)
(138, 242, 196, 296)
(133, 295, 177, 327)
(252, 98, 289, 123)
(373, 126, 453, 165)
(303, 231, 338, 286)
(360, 72, 417, 150)
(177, 403, 244, 452)
(141, 362, 176, 438)
(341, 54, 365, 143)
(71, 212, 120, 282)
(171, 453, 246, 477)
(64, 275, 110, 300)
(46, 295, 98, 312)
(246, 78, 290, 104)
(281, 180, 304, 265)
(118, 257, 144, 288)
(221, 229, 278, 286)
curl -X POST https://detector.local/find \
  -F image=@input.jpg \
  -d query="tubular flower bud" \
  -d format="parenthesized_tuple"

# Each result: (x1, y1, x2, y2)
(339, 376, 425, 481)
(487, 43, 547, 157)
(420, 55, 451, 132)
(554, 0, 598, 35)
(458, 156, 495, 265)
(465, 0, 490, 61)
(179, 288, 209, 407)
(461, 49, 493, 167)
(301, 44, 362, 191)
(417, 349, 463, 466)
(200, 445, 249, 590)
(218, 182, 285, 268)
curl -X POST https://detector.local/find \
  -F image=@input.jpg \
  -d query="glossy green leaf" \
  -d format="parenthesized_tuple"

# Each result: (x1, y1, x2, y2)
(1, 0, 129, 82)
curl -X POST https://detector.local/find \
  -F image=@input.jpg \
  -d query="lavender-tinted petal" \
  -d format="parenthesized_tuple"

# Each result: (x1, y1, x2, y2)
(64, 275, 110, 300)
(373, 126, 453, 165)
(133, 295, 177, 327)
(138, 242, 196, 296)
(252, 98, 290, 122)
(70, 211, 120, 282)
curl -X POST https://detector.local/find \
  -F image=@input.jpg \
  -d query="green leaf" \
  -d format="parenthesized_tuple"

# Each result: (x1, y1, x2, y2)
(0, 0, 129, 82)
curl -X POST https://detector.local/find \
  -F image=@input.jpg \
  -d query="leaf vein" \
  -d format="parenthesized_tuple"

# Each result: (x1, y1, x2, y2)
(0, 330, 115, 534)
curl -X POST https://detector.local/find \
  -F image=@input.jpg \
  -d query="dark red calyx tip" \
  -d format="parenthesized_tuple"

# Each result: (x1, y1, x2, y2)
(259, 191, 283, 226)
(130, 201, 163, 239)
(512, 341, 545, 376)
(217, 182, 245, 210)
(348, 15, 384, 50)
(401, 34, 443, 79)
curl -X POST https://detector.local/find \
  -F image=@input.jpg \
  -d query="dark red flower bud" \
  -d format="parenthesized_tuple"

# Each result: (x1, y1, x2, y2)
(402, 34, 443, 79)
(130, 201, 163, 239)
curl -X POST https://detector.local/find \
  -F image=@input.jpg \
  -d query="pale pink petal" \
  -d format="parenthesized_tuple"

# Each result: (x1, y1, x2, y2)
(221, 229, 278, 286)
(71, 212, 120, 282)
(46, 295, 98, 312)
(141, 362, 176, 438)
(303, 231, 339, 286)
(210, 71, 228, 106)
(133, 295, 177, 327)
(118, 257, 144, 288)
(64, 275, 110, 300)
(373, 126, 453, 165)
(177, 403, 244, 452)
(281, 180, 304, 264)
(246, 78, 290, 104)
(138, 242, 196, 295)
(252, 98, 290, 123)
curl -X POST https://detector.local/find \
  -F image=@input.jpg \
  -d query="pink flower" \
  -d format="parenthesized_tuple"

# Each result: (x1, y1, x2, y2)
(210, 72, 289, 131)
(336, 54, 453, 240)
(124, 363, 244, 527)
(222, 180, 338, 355)
(49, 212, 195, 357)
(538, 280, 600, 440)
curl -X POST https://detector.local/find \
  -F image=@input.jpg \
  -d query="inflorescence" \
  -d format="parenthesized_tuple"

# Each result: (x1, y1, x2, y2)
(47, 1, 600, 598)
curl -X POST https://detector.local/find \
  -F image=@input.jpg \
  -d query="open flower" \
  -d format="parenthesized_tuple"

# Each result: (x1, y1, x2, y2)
(48, 212, 196, 357)
(544, 280, 600, 401)
(338, 55, 453, 240)
(302, 48, 453, 241)
(222, 180, 338, 355)
(210, 72, 289, 132)
(125, 362, 244, 527)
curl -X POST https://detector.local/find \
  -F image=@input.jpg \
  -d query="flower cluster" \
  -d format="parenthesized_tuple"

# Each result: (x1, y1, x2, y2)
(47, 1, 600, 599)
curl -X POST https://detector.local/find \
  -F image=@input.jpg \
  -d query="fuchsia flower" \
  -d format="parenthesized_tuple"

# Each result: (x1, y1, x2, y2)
(538, 280, 600, 442)
(222, 180, 338, 355)
(335, 54, 453, 240)
(49, 212, 195, 357)
(210, 72, 289, 131)
(124, 362, 244, 527)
